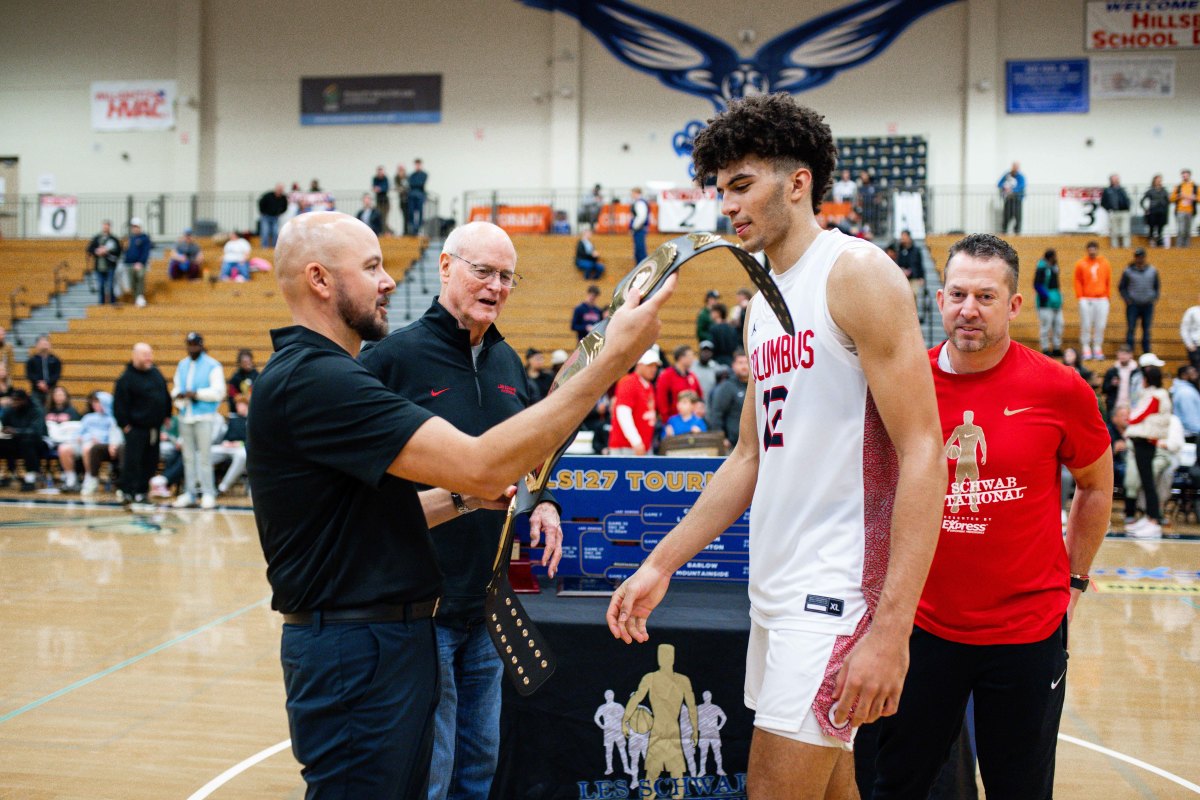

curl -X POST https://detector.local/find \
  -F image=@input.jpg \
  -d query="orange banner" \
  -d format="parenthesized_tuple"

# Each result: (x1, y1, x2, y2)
(594, 203, 658, 235)
(468, 205, 554, 234)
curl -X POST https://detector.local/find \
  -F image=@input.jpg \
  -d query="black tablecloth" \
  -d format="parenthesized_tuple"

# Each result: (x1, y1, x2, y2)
(491, 581, 753, 800)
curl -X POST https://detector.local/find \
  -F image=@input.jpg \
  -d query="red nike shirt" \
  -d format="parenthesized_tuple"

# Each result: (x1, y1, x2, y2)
(918, 341, 1110, 645)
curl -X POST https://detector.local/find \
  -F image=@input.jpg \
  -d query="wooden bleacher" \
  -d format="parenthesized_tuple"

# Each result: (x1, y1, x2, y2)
(0, 239, 90, 328)
(926, 234, 1200, 370)
(0, 236, 425, 400)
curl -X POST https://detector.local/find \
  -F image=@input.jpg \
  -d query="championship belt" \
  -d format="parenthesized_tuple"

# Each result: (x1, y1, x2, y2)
(485, 232, 794, 696)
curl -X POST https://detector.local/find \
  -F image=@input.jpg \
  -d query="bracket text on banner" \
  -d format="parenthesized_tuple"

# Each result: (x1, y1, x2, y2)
(38, 196, 78, 238)
(657, 187, 719, 233)
(1058, 187, 1108, 234)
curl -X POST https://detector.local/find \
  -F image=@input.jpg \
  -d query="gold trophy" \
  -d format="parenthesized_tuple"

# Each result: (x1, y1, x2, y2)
(485, 233, 794, 695)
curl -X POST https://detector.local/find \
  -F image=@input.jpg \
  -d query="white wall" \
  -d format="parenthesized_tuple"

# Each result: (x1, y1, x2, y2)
(1, 0, 1197, 226)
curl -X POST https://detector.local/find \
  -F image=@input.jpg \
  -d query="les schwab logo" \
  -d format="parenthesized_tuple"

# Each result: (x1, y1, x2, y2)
(942, 410, 1026, 534)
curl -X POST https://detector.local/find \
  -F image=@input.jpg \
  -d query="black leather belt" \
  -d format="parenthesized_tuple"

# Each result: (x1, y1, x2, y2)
(282, 599, 439, 625)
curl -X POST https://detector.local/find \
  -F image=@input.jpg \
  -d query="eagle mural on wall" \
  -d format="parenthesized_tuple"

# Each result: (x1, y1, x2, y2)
(518, 0, 960, 163)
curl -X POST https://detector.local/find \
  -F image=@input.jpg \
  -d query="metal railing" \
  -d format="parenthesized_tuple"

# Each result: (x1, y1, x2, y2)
(52, 261, 69, 318)
(8, 286, 26, 343)
(0, 190, 441, 240)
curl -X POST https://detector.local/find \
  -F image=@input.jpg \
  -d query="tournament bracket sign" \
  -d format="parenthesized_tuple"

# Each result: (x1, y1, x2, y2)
(656, 188, 720, 234)
(1058, 187, 1108, 234)
(527, 455, 749, 584)
(37, 196, 78, 238)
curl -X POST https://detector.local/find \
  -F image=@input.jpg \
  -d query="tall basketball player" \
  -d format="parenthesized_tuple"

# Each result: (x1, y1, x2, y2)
(606, 94, 945, 800)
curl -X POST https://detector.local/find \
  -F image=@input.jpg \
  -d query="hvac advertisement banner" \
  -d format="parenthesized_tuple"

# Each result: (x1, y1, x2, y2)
(1086, 1, 1200, 50)
(91, 81, 176, 131)
(300, 74, 442, 124)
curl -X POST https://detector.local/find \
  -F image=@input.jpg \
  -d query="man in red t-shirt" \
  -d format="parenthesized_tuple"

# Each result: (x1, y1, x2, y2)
(608, 348, 659, 455)
(655, 344, 703, 420)
(870, 234, 1113, 799)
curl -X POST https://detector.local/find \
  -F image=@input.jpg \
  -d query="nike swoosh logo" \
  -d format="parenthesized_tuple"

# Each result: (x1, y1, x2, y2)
(1050, 669, 1066, 690)
(1004, 406, 1033, 416)
(431, 388, 450, 397)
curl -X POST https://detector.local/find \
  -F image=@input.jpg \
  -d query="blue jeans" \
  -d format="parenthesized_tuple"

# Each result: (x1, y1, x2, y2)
(409, 190, 427, 234)
(576, 257, 604, 279)
(282, 618, 439, 799)
(428, 621, 504, 800)
(260, 214, 280, 247)
(1125, 302, 1154, 353)
(632, 227, 647, 263)
(220, 260, 248, 281)
(97, 269, 116, 304)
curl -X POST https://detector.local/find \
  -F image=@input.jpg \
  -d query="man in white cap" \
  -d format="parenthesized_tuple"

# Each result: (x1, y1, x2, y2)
(608, 349, 660, 455)
(123, 217, 152, 307)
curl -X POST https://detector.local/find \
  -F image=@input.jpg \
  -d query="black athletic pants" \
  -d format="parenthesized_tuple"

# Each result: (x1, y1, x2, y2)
(1129, 437, 1161, 522)
(871, 621, 1068, 800)
(119, 426, 158, 499)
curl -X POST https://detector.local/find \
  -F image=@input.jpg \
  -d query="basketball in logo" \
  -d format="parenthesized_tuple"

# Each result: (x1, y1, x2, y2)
(627, 706, 654, 735)
(946, 444, 962, 460)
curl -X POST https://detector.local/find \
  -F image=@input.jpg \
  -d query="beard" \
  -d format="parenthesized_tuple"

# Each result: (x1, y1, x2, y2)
(948, 325, 996, 353)
(337, 289, 388, 341)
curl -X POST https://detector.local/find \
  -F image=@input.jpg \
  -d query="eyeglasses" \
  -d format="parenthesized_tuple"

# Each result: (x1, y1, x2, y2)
(449, 252, 521, 288)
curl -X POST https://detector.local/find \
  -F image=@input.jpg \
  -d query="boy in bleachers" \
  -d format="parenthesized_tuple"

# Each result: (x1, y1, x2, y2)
(664, 390, 707, 438)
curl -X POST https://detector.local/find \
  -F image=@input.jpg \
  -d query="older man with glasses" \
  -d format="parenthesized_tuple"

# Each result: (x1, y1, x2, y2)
(360, 221, 560, 800)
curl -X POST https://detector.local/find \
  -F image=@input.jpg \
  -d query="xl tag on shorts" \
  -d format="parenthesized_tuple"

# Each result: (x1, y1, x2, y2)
(805, 594, 844, 617)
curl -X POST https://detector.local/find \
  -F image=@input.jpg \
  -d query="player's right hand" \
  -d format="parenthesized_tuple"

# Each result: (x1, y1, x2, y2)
(601, 275, 677, 369)
(606, 562, 671, 644)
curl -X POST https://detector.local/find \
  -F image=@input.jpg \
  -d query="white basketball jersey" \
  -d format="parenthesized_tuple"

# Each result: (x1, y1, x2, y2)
(746, 229, 897, 635)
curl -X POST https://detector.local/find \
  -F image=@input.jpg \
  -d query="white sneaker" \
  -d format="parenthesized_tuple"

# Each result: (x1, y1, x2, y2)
(135, 295, 146, 307)
(149, 476, 170, 498)
(172, 493, 195, 508)
(1125, 516, 1152, 532)
(201, 493, 216, 510)
(81, 475, 98, 496)
(1129, 520, 1163, 539)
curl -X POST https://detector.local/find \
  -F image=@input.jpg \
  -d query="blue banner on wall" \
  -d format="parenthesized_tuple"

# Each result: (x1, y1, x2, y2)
(526, 455, 749, 583)
(1006, 59, 1089, 114)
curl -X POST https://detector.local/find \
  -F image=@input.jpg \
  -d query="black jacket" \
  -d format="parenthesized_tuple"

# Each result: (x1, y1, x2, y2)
(86, 232, 122, 272)
(1101, 185, 1131, 212)
(25, 353, 62, 389)
(113, 362, 172, 429)
(2, 400, 45, 437)
(258, 191, 288, 217)
(360, 299, 555, 623)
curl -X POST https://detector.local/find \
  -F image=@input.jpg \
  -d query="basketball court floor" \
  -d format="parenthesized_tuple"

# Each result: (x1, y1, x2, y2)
(0, 499, 1196, 799)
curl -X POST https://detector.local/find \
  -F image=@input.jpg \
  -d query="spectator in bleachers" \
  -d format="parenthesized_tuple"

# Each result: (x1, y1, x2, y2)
(24, 335, 61, 408)
(551, 210, 572, 235)
(1101, 174, 1132, 249)
(729, 287, 752, 336)
(664, 390, 706, 438)
(113, 343, 172, 508)
(1033, 248, 1063, 356)
(123, 217, 152, 307)
(708, 304, 740, 367)
(219, 230, 252, 282)
(0, 389, 45, 492)
(0, 328, 12, 376)
(709, 350, 749, 449)
(524, 349, 554, 401)
(608, 348, 659, 455)
(1181, 291, 1200, 370)
(629, 187, 650, 264)
(832, 169, 857, 203)
(258, 184, 288, 248)
(582, 183, 603, 227)
(1073, 241, 1112, 360)
(1119, 247, 1159, 355)
(393, 164, 410, 235)
(692, 341, 719, 399)
(355, 193, 383, 235)
(1109, 403, 1129, 489)
(656, 344, 703, 420)
(1124, 360, 1172, 538)
(997, 161, 1025, 235)
(372, 166, 391, 235)
(1142, 174, 1169, 247)
(300, 180, 335, 213)
(1171, 168, 1196, 248)
(1171, 364, 1200, 443)
(408, 158, 428, 233)
(1062, 347, 1094, 386)
(695, 289, 719, 342)
(1102, 345, 1142, 419)
(87, 220, 123, 303)
(171, 332, 224, 510)
(0, 362, 14, 408)
(167, 229, 203, 280)
(44, 386, 80, 490)
(571, 284, 603, 340)
(856, 170, 880, 234)
(894, 230, 925, 309)
(1122, 407, 1183, 535)
(575, 229, 605, 279)
(78, 391, 117, 497)
(213, 394, 249, 497)
(226, 349, 258, 412)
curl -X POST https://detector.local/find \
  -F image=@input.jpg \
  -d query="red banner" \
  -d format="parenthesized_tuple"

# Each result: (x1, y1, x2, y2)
(468, 205, 554, 234)
(594, 203, 658, 234)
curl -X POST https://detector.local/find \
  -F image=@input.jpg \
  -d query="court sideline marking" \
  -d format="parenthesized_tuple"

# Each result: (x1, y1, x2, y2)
(0, 596, 270, 725)
(185, 733, 1200, 799)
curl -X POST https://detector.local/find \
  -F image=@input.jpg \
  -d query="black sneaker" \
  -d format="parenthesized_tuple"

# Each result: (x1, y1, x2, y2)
(0, 476, 11, 488)
(20, 480, 36, 492)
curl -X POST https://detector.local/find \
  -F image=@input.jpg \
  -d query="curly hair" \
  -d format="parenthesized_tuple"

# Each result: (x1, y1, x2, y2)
(691, 93, 837, 213)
